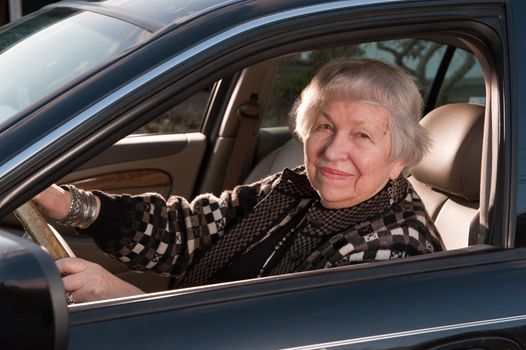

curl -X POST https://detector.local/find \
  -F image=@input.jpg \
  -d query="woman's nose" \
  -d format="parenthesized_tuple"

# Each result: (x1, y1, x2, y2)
(322, 134, 349, 161)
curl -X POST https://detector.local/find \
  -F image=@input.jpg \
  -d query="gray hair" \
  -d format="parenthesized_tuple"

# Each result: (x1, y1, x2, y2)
(291, 58, 431, 168)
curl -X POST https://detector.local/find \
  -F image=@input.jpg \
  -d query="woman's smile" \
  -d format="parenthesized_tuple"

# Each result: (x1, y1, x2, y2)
(319, 166, 353, 179)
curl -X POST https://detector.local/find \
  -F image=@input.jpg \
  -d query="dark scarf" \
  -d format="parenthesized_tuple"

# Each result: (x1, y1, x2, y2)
(178, 168, 408, 288)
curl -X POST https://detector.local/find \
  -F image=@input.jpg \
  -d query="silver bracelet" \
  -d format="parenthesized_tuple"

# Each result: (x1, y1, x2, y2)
(59, 185, 98, 229)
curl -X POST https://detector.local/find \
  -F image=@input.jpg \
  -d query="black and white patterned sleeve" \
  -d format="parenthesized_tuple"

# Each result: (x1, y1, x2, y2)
(78, 172, 279, 276)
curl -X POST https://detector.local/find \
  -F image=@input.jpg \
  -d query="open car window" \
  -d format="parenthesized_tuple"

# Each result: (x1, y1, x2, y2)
(45, 36, 489, 297)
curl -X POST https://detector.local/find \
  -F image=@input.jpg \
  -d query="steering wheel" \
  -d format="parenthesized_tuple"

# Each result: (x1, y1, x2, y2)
(14, 201, 75, 260)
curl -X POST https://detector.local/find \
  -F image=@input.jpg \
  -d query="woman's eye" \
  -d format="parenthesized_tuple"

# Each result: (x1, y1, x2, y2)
(358, 132, 371, 140)
(316, 123, 332, 131)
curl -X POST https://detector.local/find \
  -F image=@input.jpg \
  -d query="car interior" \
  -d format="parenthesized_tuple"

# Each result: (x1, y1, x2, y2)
(2, 38, 490, 294)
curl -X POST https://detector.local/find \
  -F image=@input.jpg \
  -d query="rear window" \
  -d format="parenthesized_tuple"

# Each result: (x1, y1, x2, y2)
(0, 7, 150, 123)
(262, 39, 484, 128)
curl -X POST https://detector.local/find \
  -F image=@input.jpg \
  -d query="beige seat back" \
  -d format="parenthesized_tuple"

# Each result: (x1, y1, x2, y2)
(409, 103, 484, 250)
(244, 138, 303, 184)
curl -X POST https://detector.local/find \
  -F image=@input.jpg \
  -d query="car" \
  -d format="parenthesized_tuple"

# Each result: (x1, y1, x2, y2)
(1, 0, 526, 349)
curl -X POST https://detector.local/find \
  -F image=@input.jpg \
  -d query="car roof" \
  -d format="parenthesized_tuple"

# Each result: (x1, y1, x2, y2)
(46, 0, 243, 31)
(47, 0, 424, 32)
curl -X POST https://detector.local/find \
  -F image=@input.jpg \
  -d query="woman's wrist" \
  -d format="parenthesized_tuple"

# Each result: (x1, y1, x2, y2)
(59, 185, 100, 229)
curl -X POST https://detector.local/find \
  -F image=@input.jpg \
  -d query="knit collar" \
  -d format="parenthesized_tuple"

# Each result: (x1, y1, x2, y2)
(273, 166, 318, 198)
(274, 166, 409, 237)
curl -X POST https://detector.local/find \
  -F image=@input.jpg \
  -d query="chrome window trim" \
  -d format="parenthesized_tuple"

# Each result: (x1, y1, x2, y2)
(283, 314, 526, 350)
(0, 0, 405, 180)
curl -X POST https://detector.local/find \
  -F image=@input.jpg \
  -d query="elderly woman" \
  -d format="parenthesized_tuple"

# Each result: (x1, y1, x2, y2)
(34, 58, 444, 302)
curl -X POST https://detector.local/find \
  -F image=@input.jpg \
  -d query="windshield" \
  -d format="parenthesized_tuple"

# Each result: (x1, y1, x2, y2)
(0, 8, 151, 123)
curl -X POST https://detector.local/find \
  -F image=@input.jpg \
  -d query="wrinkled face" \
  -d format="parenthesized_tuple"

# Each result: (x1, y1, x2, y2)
(305, 100, 406, 209)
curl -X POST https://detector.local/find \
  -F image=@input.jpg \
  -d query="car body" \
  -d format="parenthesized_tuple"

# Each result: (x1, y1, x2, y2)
(1, 0, 526, 349)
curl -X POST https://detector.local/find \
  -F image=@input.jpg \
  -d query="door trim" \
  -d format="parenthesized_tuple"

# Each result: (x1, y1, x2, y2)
(283, 314, 526, 350)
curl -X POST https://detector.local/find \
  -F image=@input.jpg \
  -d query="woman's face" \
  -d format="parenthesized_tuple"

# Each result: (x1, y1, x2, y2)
(305, 99, 405, 209)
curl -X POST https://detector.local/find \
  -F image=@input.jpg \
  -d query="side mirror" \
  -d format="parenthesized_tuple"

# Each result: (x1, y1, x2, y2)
(0, 231, 68, 350)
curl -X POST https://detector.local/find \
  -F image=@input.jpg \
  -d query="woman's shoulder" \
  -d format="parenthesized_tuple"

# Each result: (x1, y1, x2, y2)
(397, 180, 432, 220)
(350, 182, 444, 252)
(390, 183, 445, 251)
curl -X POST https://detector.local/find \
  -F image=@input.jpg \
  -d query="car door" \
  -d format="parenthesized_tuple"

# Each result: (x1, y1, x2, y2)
(66, 249, 526, 350)
(3, 0, 526, 349)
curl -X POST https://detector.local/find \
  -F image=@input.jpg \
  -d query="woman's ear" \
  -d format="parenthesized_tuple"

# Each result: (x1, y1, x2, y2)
(389, 159, 406, 180)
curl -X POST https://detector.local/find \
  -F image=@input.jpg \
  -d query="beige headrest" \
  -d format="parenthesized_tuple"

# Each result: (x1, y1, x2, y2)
(412, 103, 484, 201)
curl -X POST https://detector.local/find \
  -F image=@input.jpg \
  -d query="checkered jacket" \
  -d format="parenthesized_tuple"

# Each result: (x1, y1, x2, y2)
(80, 167, 444, 287)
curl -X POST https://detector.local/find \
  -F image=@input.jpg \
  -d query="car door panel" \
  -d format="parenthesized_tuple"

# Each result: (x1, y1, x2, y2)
(61, 132, 207, 198)
(68, 169, 171, 198)
(67, 249, 526, 349)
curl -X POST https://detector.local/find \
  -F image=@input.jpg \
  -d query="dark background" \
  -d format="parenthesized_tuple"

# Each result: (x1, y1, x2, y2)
(0, 0, 59, 25)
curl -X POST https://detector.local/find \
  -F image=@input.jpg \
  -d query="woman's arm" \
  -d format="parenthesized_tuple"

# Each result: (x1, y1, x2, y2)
(34, 173, 279, 277)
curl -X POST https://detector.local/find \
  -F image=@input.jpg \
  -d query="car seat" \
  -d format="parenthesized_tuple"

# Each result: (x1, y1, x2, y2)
(408, 103, 483, 250)
(243, 137, 303, 184)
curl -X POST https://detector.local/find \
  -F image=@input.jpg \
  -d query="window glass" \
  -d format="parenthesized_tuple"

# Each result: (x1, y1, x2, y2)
(262, 39, 484, 127)
(436, 47, 485, 105)
(0, 8, 150, 122)
(359, 40, 446, 103)
(132, 84, 213, 135)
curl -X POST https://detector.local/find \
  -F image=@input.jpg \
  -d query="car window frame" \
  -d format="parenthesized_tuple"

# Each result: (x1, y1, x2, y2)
(68, 3, 510, 292)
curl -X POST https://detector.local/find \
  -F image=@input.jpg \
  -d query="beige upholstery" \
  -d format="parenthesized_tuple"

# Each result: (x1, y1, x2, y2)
(409, 103, 484, 250)
(244, 103, 484, 251)
(412, 104, 483, 201)
(244, 138, 304, 184)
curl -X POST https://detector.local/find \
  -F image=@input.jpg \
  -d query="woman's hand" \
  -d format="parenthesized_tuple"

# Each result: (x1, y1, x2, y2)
(56, 257, 143, 303)
(33, 184, 72, 220)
